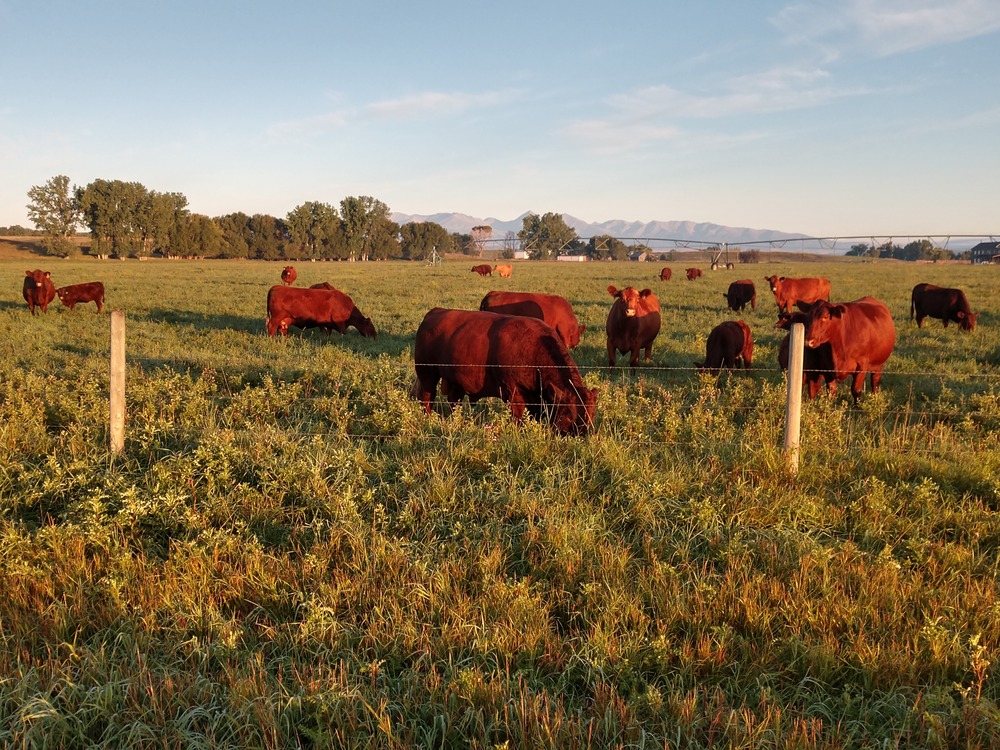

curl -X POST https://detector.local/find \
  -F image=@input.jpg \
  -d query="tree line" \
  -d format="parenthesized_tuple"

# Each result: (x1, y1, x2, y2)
(23, 176, 595, 262)
(846, 240, 967, 262)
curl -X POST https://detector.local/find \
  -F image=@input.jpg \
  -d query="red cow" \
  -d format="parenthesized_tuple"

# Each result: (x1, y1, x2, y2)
(471, 264, 492, 276)
(413, 308, 598, 436)
(910, 283, 978, 331)
(686, 268, 702, 281)
(777, 312, 837, 399)
(696, 321, 753, 374)
(55, 282, 105, 312)
(723, 279, 756, 312)
(799, 297, 895, 402)
(764, 275, 831, 313)
(494, 264, 513, 278)
(281, 266, 297, 285)
(659, 267, 672, 281)
(605, 285, 661, 369)
(479, 291, 586, 348)
(310, 282, 334, 290)
(266, 285, 376, 337)
(23, 269, 56, 314)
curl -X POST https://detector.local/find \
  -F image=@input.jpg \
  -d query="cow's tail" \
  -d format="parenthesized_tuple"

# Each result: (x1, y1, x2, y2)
(909, 293, 914, 321)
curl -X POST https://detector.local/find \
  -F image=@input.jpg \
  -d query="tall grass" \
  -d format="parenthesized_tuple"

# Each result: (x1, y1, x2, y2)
(0, 256, 998, 748)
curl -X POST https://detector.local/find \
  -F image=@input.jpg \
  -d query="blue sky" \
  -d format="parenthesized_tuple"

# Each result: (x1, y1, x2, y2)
(2, 0, 998, 238)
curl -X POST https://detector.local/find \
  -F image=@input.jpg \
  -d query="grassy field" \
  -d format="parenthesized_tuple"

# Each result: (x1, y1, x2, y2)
(1, 254, 998, 748)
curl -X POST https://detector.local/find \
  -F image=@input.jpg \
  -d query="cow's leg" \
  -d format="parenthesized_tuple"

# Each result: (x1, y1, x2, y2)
(508, 389, 527, 423)
(643, 343, 653, 363)
(870, 367, 883, 393)
(629, 348, 640, 369)
(850, 370, 867, 402)
(607, 341, 617, 369)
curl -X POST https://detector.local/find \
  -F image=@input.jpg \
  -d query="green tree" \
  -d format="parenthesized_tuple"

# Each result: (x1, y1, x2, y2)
(585, 234, 628, 261)
(249, 214, 287, 260)
(137, 191, 188, 257)
(170, 214, 227, 258)
(399, 221, 452, 260)
(26, 175, 82, 257)
(285, 201, 340, 259)
(517, 212, 577, 259)
(215, 212, 253, 258)
(76, 179, 152, 256)
(339, 196, 395, 261)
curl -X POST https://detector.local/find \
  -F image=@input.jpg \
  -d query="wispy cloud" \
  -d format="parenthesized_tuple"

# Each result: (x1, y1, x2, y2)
(268, 88, 520, 138)
(773, 0, 1000, 57)
(564, 65, 866, 153)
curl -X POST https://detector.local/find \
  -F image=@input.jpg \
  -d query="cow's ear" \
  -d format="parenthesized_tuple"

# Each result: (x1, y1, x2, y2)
(639, 288, 653, 297)
(45, 272, 50, 278)
(607, 285, 619, 297)
(831, 304, 848, 318)
(956, 311, 966, 319)
(779, 276, 786, 282)
(25, 270, 30, 276)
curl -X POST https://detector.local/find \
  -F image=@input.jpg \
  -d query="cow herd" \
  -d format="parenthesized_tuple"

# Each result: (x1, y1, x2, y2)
(21, 263, 982, 437)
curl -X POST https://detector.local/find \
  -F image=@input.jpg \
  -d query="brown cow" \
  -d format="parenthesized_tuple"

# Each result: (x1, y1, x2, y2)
(686, 268, 702, 281)
(479, 290, 586, 348)
(606, 285, 661, 369)
(55, 282, 105, 312)
(696, 321, 753, 374)
(266, 285, 376, 337)
(281, 265, 297, 285)
(659, 267, 672, 281)
(764, 275, 831, 313)
(413, 308, 598, 436)
(799, 297, 895, 402)
(23, 270, 56, 314)
(723, 279, 756, 312)
(777, 312, 837, 399)
(494, 264, 513, 278)
(910, 283, 978, 331)
(309, 282, 334, 290)
(471, 264, 492, 276)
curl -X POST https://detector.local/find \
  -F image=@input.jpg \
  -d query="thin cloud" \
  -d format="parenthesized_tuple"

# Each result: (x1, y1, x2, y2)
(773, 0, 1000, 57)
(268, 88, 520, 138)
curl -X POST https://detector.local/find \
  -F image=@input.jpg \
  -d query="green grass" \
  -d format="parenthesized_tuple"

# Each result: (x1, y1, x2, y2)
(1, 257, 998, 748)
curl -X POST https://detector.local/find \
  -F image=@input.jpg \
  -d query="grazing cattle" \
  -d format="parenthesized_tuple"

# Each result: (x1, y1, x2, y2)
(605, 285, 661, 369)
(471, 264, 492, 277)
(22, 269, 56, 314)
(723, 279, 757, 312)
(910, 283, 978, 331)
(777, 312, 837, 399)
(696, 321, 753, 374)
(55, 282, 105, 312)
(764, 275, 831, 313)
(280, 265, 297, 285)
(686, 268, 703, 281)
(659, 267, 672, 281)
(479, 290, 586, 348)
(799, 297, 895, 402)
(309, 282, 334, 290)
(494, 264, 513, 278)
(413, 308, 598, 436)
(266, 285, 376, 337)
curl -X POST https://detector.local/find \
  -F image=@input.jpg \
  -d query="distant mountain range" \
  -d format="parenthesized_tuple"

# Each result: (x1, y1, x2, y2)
(390, 210, 819, 251)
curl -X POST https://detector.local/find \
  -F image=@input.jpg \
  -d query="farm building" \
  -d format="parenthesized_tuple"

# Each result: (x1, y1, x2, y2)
(969, 240, 1000, 264)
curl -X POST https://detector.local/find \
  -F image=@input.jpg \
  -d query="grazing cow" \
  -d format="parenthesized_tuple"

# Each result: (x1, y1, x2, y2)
(55, 282, 105, 312)
(696, 321, 753, 374)
(413, 308, 598, 436)
(23, 270, 56, 314)
(494, 264, 513, 278)
(910, 283, 978, 331)
(723, 279, 757, 312)
(776, 312, 837, 399)
(479, 290, 586, 348)
(764, 275, 831, 313)
(799, 297, 895, 402)
(266, 285, 376, 337)
(686, 268, 703, 281)
(471, 264, 492, 277)
(659, 267, 672, 281)
(605, 285, 661, 369)
(281, 265, 297, 285)
(309, 282, 334, 290)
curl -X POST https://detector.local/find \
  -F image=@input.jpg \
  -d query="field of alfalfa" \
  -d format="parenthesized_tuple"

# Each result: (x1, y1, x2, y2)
(1, 255, 999, 748)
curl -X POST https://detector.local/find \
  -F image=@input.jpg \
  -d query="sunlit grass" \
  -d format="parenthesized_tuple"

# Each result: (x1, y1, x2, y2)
(0, 256, 998, 747)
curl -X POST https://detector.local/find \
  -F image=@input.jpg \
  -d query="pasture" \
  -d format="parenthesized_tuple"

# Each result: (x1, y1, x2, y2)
(1, 256, 999, 748)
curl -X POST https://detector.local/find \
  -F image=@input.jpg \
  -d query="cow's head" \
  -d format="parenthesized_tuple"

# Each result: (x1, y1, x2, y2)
(25, 270, 49, 288)
(353, 313, 377, 338)
(801, 299, 847, 348)
(549, 382, 598, 436)
(608, 285, 647, 317)
(764, 275, 782, 293)
(56, 287, 68, 302)
(957, 311, 979, 332)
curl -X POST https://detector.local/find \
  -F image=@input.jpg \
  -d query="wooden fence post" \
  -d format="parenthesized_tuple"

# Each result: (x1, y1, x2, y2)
(783, 322, 804, 475)
(110, 311, 125, 454)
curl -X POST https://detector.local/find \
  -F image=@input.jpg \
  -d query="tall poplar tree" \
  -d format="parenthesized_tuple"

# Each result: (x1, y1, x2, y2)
(26, 175, 82, 256)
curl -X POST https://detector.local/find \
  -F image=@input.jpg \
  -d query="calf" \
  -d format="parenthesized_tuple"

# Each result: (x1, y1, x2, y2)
(55, 282, 105, 312)
(696, 321, 753, 374)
